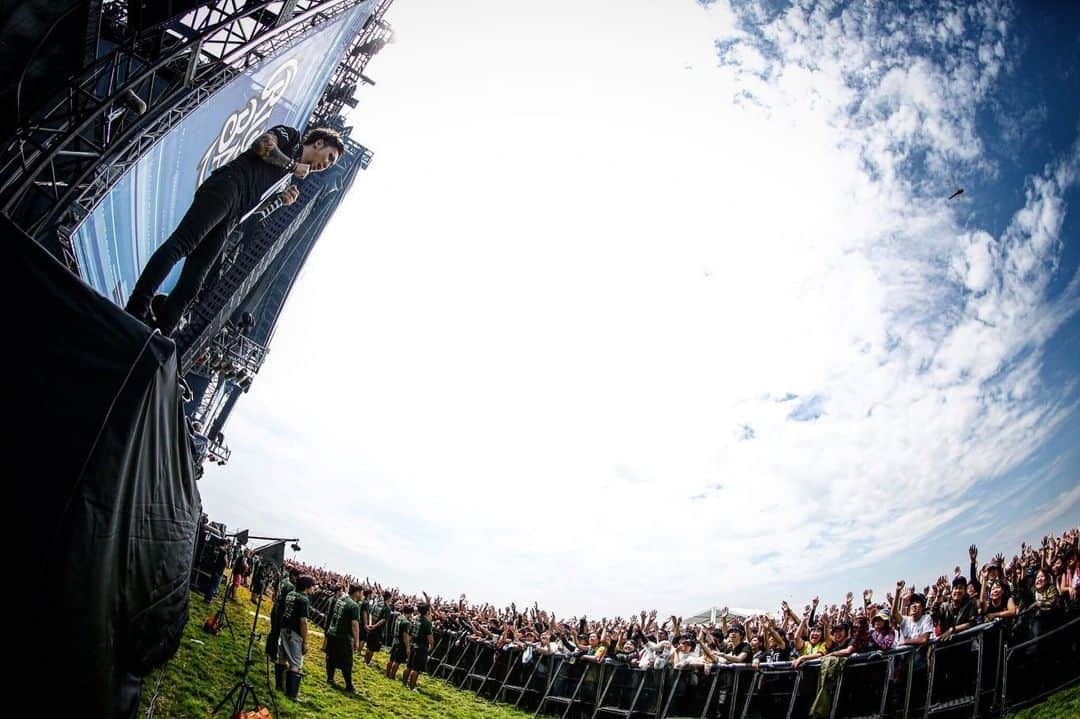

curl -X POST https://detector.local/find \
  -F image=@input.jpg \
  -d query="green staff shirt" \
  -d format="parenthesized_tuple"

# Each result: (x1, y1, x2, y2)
(411, 615, 433, 649)
(332, 596, 360, 638)
(281, 591, 310, 634)
(392, 615, 411, 647)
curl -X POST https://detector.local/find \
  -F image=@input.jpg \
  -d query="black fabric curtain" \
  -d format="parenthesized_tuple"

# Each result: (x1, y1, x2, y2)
(6, 216, 201, 717)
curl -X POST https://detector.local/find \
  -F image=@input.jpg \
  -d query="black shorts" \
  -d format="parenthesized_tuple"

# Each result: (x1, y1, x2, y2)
(407, 649, 428, 673)
(327, 635, 353, 669)
(390, 644, 408, 664)
(365, 634, 384, 653)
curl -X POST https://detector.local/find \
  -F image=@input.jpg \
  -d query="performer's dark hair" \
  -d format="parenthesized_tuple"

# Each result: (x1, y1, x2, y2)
(303, 127, 345, 155)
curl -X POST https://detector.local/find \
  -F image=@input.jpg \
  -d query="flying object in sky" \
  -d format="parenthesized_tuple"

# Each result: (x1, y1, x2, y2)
(948, 188, 964, 200)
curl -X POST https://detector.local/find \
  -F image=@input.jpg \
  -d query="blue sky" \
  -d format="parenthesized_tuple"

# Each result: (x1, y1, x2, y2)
(201, 0, 1080, 617)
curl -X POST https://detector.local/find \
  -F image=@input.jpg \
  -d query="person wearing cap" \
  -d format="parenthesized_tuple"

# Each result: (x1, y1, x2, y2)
(867, 609, 896, 651)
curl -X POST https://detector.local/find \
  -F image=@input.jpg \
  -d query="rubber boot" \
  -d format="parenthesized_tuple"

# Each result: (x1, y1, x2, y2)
(274, 663, 286, 691)
(285, 670, 302, 701)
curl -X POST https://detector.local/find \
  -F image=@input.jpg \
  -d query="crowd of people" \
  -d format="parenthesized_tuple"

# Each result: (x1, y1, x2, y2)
(210, 525, 1078, 713)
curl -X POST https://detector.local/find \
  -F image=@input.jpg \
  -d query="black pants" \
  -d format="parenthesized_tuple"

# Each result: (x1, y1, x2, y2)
(327, 635, 354, 687)
(125, 179, 239, 334)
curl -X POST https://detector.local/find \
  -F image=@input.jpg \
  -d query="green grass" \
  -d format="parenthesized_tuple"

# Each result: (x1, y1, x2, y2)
(1007, 683, 1080, 719)
(140, 586, 531, 718)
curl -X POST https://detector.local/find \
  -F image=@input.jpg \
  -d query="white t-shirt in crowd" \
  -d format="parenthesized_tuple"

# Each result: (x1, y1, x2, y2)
(898, 613, 934, 643)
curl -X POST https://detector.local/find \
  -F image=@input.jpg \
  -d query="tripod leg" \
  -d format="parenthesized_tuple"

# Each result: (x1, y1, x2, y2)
(245, 682, 261, 713)
(266, 656, 280, 717)
(211, 680, 242, 715)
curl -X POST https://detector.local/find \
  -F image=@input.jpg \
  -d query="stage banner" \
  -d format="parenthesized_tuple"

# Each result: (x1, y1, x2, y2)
(72, 3, 373, 302)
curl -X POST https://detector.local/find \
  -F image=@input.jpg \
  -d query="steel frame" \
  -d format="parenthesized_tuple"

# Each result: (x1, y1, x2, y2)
(310, 0, 396, 129)
(1, 0, 370, 272)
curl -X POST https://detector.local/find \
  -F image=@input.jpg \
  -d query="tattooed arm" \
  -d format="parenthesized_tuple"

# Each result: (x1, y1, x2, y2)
(250, 130, 309, 177)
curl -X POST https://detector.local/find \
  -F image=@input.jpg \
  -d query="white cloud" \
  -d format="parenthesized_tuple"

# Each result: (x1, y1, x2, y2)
(201, 0, 1080, 617)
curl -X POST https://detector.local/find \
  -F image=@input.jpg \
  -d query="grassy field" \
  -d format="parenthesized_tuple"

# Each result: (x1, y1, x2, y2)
(142, 585, 1077, 718)
(1006, 683, 1080, 719)
(140, 586, 530, 718)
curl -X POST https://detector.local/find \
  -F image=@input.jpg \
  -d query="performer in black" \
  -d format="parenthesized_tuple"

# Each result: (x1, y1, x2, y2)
(124, 126, 344, 334)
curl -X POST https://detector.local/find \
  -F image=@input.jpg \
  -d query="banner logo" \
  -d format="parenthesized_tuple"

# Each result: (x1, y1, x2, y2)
(197, 59, 299, 186)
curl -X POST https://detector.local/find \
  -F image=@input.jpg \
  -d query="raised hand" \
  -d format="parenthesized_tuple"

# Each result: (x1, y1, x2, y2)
(969, 544, 978, 562)
(863, 588, 873, 603)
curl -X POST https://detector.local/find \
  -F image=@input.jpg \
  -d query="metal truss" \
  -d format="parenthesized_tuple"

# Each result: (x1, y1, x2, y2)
(0, 0, 370, 272)
(310, 0, 396, 129)
(187, 327, 269, 382)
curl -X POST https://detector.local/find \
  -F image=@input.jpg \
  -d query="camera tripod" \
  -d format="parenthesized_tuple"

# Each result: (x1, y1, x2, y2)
(212, 573, 277, 717)
(210, 576, 236, 640)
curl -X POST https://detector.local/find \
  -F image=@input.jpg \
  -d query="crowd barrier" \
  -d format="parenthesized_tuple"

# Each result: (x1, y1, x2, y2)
(407, 613, 1078, 719)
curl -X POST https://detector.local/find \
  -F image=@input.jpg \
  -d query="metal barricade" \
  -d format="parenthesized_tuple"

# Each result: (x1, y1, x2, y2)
(462, 640, 497, 691)
(492, 647, 527, 703)
(433, 633, 471, 681)
(924, 621, 1002, 717)
(829, 648, 915, 719)
(511, 652, 559, 712)
(426, 633, 451, 674)
(739, 663, 802, 719)
(480, 644, 519, 699)
(450, 639, 483, 687)
(705, 665, 756, 719)
(537, 655, 595, 719)
(659, 666, 717, 719)
(592, 661, 664, 718)
(1002, 613, 1080, 713)
(410, 613, 1077, 719)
